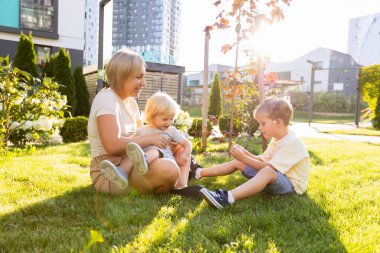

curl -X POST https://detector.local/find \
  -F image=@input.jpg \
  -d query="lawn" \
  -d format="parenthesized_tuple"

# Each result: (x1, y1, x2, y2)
(321, 127, 380, 136)
(0, 139, 379, 252)
(293, 111, 356, 124)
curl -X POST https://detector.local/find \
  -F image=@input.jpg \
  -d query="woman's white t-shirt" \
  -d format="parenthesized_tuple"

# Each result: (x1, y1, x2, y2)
(87, 88, 142, 157)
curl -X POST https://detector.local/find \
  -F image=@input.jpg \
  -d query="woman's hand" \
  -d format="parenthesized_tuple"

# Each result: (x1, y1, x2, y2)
(148, 133, 169, 149)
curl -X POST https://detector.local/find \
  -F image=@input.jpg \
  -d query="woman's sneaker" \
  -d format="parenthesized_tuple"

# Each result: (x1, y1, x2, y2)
(99, 160, 128, 189)
(127, 142, 148, 175)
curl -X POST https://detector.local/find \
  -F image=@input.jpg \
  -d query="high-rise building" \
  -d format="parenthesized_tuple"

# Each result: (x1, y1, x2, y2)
(83, 0, 99, 66)
(112, 0, 181, 65)
(348, 12, 380, 66)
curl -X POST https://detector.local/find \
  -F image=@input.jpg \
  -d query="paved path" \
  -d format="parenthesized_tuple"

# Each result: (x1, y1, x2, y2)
(290, 122, 380, 144)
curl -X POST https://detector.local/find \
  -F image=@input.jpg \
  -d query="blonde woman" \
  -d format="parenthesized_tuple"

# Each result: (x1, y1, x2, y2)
(87, 49, 186, 194)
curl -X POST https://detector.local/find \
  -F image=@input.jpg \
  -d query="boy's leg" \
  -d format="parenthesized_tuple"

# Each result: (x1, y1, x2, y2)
(198, 159, 246, 178)
(230, 166, 277, 201)
(145, 147, 161, 164)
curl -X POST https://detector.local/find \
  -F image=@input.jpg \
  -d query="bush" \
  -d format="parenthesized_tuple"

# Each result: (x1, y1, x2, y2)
(13, 32, 38, 77)
(218, 114, 242, 137)
(53, 48, 77, 116)
(208, 72, 222, 117)
(188, 118, 212, 138)
(73, 66, 90, 117)
(60, 117, 88, 143)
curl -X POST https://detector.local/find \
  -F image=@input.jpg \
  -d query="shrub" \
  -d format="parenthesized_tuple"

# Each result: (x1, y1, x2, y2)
(218, 114, 242, 137)
(73, 66, 90, 117)
(208, 72, 222, 117)
(188, 118, 212, 138)
(53, 48, 77, 116)
(13, 32, 38, 77)
(0, 56, 67, 150)
(60, 117, 88, 143)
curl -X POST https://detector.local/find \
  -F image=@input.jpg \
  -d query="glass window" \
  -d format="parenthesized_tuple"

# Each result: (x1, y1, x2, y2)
(35, 45, 51, 65)
(20, 0, 55, 32)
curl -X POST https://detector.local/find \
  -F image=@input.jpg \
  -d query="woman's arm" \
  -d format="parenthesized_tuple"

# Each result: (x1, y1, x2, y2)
(97, 115, 167, 155)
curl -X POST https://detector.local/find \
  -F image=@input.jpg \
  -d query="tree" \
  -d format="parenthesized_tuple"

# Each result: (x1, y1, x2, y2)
(53, 48, 77, 116)
(13, 32, 38, 77)
(373, 85, 380, 129)
(208, 72, 223, 118)
(73, 66, 90, 116)
(211, 0, 291, 149)
(358, 64, 380, 127)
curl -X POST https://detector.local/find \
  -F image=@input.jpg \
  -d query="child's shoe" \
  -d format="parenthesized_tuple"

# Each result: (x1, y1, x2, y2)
(100, 160, 129, 189)
(200, 188, 230, 209)
(189, 155, 202, 179)
(127, 142, 148, 175)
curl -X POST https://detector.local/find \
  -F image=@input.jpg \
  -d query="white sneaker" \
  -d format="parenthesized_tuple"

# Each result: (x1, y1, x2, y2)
(126, 142, 148, 175)
(99, 160, 128, 189)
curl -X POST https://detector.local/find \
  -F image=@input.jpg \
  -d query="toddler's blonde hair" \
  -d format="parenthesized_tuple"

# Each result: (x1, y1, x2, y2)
(104, 48, 145, 92)
(144, 92, 179, 124)
(254, 97, 293, 126)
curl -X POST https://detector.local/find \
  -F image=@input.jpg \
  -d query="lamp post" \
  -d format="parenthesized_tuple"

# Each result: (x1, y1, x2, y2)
(97, 0, 112, 93)
(306, 60, 322, 126)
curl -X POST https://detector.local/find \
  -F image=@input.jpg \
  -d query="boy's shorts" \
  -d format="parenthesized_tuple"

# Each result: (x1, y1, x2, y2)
(242, 166, 295, 195)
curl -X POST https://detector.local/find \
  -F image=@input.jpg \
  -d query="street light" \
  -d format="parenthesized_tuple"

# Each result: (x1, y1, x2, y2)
(306, 60, 322, 125)
(97, 0, 112, 93)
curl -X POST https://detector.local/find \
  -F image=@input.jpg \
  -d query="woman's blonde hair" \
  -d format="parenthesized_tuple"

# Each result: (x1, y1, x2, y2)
(104, 48, 145, 91)
(254, 97, 293, 126)
(144, 92, 179, 124)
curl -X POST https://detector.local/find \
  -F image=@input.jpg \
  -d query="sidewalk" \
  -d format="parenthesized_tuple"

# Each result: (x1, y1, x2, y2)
(290, 122, 380, 144)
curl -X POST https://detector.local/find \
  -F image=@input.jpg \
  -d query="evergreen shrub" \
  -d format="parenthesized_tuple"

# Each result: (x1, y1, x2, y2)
(60, 117, 88, 143)
(218, 114, 242, 137)
(188, 118, 212, 138)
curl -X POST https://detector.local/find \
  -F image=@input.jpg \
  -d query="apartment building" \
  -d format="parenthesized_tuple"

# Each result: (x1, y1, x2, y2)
(0, 0, 85, 71)
(348, 12, 380, 66)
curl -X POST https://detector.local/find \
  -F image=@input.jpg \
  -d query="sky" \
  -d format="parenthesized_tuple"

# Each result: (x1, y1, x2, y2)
(178, 0, 380, 73)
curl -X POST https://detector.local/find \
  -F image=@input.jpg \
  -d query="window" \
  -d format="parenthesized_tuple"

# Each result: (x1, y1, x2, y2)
(20, 0, 55, 32)
(35, 45, 51, 65)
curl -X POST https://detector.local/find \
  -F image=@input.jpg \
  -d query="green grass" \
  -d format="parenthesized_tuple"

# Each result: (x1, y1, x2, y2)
(322, 127, 380, 136)
(293, 111, 356, 124)
(1, 139, 379, 252)
(181, 105, 202, 117)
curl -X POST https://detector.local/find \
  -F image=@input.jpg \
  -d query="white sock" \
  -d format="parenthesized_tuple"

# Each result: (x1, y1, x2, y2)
(195, 168, 202, 180)
(227, 191, 235, 204)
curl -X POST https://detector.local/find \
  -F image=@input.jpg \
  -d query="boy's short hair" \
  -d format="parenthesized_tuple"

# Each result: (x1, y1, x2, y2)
(104, 48, 145, 92)
(144, 92, 179, 124)
(254, 97, 293, 126)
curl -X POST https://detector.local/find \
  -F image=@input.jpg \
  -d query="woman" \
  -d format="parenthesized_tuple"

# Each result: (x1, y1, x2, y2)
(88, 48, 188, 194)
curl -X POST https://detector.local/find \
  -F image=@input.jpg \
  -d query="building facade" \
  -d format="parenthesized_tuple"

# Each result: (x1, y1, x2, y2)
(0, 0, 85, 71)
(83, 0, 99, 66)
(112, 0, 181, 65)
(266, 47, 360, 97)
(184, 64, 234, 105)
(348, 12, 380, 66)
(84, 61, 185, 109)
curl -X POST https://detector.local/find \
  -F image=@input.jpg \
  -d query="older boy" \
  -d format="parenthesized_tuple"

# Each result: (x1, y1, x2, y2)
(198, 97, 310, 209)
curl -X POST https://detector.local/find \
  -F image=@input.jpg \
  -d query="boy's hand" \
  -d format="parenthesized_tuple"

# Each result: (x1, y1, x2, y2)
(230, 145, 246, 161)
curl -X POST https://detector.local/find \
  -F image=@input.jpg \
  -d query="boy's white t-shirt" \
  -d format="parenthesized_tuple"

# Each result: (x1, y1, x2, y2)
(87, 88, 142, 157)
(259, 131, 310, 194)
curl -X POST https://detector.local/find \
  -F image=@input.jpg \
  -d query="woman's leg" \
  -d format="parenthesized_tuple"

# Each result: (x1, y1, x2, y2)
(129, 158, 180, 194)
